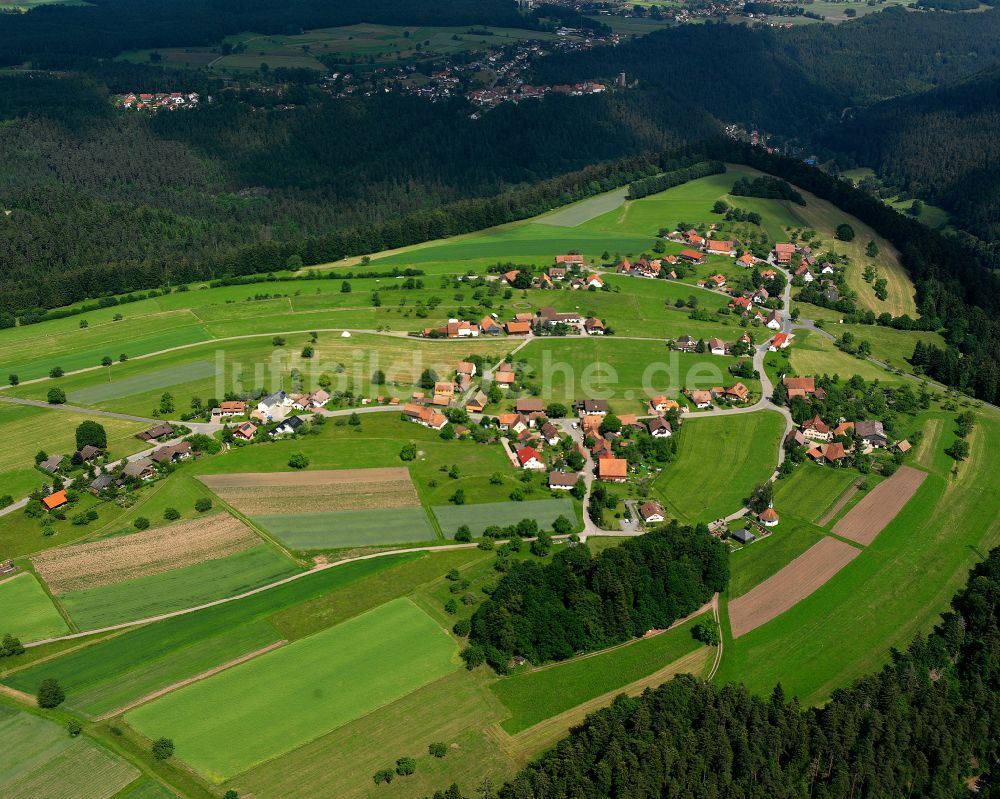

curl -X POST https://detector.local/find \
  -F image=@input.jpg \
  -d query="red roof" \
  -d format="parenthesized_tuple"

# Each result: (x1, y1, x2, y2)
(679, 249, 704, 260)
(517, 446, 541, 465)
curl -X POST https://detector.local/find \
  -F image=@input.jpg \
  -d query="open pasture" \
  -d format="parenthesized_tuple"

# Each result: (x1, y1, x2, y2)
(831, 465, 927, 545)
(68, 360, 217, 404)
(4, 554, 417, 716)
(198, 467, 419, 515)
(728, 537, 861, 638)
(33, 514, 260, 593)
(787, 329, 904, 384)
(772, 462, 863, 525)
(57, 544, 300, 629)
(433, 497, 575, 537)
(0, 708, 139, 799)
(0, 573, 69, 641)
(253, 507, 438, 549)
(491, 615, 707, 734)
(653, 411, 786, 524)
(126, 597, 458, 782)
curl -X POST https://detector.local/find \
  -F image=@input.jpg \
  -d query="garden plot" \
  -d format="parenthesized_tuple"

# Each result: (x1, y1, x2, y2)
(33, 514, 259, 593)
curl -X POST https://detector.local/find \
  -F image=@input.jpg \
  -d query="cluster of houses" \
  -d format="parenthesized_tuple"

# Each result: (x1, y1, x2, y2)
(116, 92, 201, 111)
(672, 332, 757, 356)
(787, 414, 898, 464)
(683, 383, 751, 410)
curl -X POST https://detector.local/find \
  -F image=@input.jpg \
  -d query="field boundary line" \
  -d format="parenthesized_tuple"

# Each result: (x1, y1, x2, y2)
(95, 640, 288, 720)
(815, 480, 862, 527)
(0, 683, 37, 705)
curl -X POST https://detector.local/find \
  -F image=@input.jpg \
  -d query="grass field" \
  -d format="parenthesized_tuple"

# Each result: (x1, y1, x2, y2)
(787, 329, 905, 383)
(127, 598, 459, 782)
(253, 507, 439, 549)
(57, 544, 300, 629)
(518, 337, 757, 409)
(0, 573, 69, 641)
(772, 461, 862, 525)
(5, 554, 416, 717)
(69, 360, 217, 404)
(433, 497, 575, 537)
(716, 412, 1000, 703)
(117, 781, 179, 799)
(653, 411, 786, 524)
(491, 615, 707, 733)
(0, 706, 139, 799)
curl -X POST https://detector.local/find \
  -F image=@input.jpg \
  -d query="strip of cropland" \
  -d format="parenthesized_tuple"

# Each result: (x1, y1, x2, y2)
(831, 465, 928, 545)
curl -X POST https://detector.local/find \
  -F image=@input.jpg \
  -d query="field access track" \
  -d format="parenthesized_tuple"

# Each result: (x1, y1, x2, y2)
(728, 538, 861, 639)
(831, 466, 928, 546)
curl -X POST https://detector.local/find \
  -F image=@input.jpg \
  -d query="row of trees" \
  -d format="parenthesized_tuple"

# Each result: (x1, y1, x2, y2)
(464, 523, 728, 670)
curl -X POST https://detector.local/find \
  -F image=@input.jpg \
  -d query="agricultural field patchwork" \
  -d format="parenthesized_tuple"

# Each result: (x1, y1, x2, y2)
(433, 497, 575, 537)
(68, 360, 218, 404)
(253, 507, 439, 549)
(0, 707, 139, 799)
(772, 462, 864, 525)
(0, 572, 69, 642)
(726, 518, 827, 599)
(126, 597, 458, 782)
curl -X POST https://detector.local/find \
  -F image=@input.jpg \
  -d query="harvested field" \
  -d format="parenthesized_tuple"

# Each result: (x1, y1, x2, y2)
(199, 468, 420, 514)
(832, 466, 928, 545)
(33, 515, 258, 593)
(728, 538, 861, 639)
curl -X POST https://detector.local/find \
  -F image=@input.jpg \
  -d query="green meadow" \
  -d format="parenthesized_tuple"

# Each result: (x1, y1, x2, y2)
(126, 598, 458, 782)
(654, 411, 786, 524)
(772, 461, 863, 525)
(252, 507, 439, 549)
(433, 497, 575, 537)
(726, 518, 827, 599)
(0, 573, 69, 641)
(57, 544, 301, 629)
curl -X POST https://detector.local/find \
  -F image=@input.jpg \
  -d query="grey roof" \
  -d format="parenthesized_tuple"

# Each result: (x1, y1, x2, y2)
(731, 529, 756, 545)
(90, 474, 116, 490)
(260, 390, 287, 406)
(855, 419, 885, 439)
(40, 455, 64, 473)
(123, 457, 154, 477)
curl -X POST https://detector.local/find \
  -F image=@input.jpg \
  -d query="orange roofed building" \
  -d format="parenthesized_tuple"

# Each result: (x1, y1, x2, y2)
(42, 490, 68, 511)
(598, 458, 628, 482)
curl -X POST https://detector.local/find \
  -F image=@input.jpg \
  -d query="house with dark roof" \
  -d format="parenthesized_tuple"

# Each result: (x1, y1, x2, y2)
(548, 471, 580, 490)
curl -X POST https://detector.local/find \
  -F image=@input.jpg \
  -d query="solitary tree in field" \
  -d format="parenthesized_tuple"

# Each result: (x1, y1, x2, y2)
(47, 388, 66, 405)
(195, 497, 213, 512)
(396, 757, 417, 776)
(288, 452, 310, 469)
(49, 366, 64, 378)
(693, 619, 720, 646)
(37, 678, 65, 708)
(835, 223, 855, 242)
(454, 525, 472, 543)
(101, 356, 112, 367)
(8, 374, 17, 386)
(152, 737, 174, 760)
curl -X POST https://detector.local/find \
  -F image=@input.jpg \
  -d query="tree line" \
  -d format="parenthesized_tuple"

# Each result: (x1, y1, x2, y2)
(463, 523, 729, 671)
(430, 545, 1000, 798)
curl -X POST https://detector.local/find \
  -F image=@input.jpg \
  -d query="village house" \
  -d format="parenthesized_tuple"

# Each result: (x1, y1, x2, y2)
(690, 390, 713, 409)
(555, 254, 584, 267)
(773, 242, 796, 264)
(580, 415, 602, 436)
(540, 422, 561, 446)
(708, 337, 728, 356)
(447, 319, 479, 338)
(403, 403, 447, 430)
(457, 361, 477, 378)
(706, 274, 727, 288)
(584, 317, 606, 335)
(516, 398, 545, 415)
(753, 287, 770, 305)
(737, 253, 756, 268)
(217, 400, 247, 417)
(685, 231, 705, 248)
(802, 415, 833, 442)
(675, 335, 697, 353)
(648, 395, 680, 414)
(479, 317, 503, 336)
(533, 273, 553, 290)
(577, 399, 609, 416)
(498, 413, 527, 433)
(537, 307, 582, 326)
(647, 418, 673, 438)
(548, 471, 580, 490)
(42, 490, 68, 511)
(77, 445, 103, 463)
(585, 274, 605, 289)
(151, 441, 193, 463)
(271, 416, 305, 437)
(783, 376, 825, 399)
(136, 423, 174, 442)
(705, 240, 736, 256)
(730, 296, 753, 312)
(233, 422, 258, 441)
(40, 455, 65, 474)
(679, 249, 706, 265)
(598, 457, 628, 482)
(765, 310, 783, 330)
(502, 270, 520, 286)
(289, 394, 311, 411)
(517, 446, 545, 470)
(639, 501, 665, 524)
(465, 390, 488, 413)
(257, 391, 290, 419)
(505, 321, 531, 336)
(123, 457, 156, 480)
(549, 266, 567, 280)
(726, 383, 750, 402)
(88, 473, 120, 495)
(855, 419, 888, 448)
(808, 441, 848, 464)
(769, 333, 792, 351)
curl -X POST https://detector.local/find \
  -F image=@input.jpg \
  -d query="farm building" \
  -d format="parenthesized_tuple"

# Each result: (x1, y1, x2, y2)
(598, 458, 628, 482)
(855, 420, 887, 448)
(516, 399, 545, 414)
(466, 391, 488, 413)
(584, 317, 606, 335)
(783, 376, 822, 399)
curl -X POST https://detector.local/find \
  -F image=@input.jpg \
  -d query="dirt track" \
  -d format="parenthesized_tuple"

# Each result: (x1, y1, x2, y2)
(832, 466, 927, 545)
(728, 538, 861, 639)
(816, 481, 861, 527)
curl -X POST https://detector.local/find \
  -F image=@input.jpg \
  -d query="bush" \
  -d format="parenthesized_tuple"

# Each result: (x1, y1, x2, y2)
(429, 741, 449, 758)
(374, 768, 394, 784)
(1, 633, 25, 658)
(47, 387, 66, 404)
(37, 678, 65, 708)
(444, 598, 459, 614)
(67, 720, 82, 737)
(163, 507, 180, 521)
(152, 737, 174, 760)
(399, 442, 417, 461)
(133, 516, 150, 530)
(452, 618, 472, 637)
(835, 223, 855, 242)
(194, 497, 213, 512)
(692, 619, 721, 646)
(288, 452, 310, 469)
(454, 525, 472, 543)
(223, 792, 239, 799)
(396, 757, 417, 776)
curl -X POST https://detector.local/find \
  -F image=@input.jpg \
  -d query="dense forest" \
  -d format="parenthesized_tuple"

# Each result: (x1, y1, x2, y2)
(451, 545, 1000, 799)
(0, 0, 525, 68)
(0, 80, 716, 312)
(824, 64, 1000, 241)
(465, 524, 729, 671)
